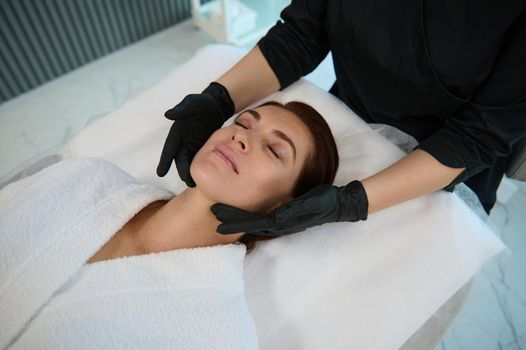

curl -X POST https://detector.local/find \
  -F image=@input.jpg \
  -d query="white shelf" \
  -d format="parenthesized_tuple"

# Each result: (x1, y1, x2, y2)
(191, 0, 291, 47)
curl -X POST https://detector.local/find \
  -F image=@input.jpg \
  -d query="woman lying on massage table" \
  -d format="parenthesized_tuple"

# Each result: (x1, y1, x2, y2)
(0, 100, 339, 349)
(87, 100, 340, 263)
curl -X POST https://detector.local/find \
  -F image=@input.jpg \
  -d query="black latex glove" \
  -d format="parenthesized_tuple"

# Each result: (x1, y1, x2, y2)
(211, 180, 369, 236)
(157, 82, 235, 187)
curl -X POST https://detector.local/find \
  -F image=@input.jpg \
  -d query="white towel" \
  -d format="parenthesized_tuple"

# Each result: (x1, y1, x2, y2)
(0, 157, 258, 349)
(9, 245, 258, 350)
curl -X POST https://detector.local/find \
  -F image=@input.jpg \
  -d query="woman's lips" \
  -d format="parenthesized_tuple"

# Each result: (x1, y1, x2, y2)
(213, 145, 239, 174)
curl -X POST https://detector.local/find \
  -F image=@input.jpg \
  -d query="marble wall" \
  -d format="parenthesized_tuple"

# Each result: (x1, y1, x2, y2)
(0, 20, 215, 183)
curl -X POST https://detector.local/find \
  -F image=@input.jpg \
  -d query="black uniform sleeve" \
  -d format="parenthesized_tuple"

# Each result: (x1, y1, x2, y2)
(257, 0, 330, 90)
(415, 11, 526, 190)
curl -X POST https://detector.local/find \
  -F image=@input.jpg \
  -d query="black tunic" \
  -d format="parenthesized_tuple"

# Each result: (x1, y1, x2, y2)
(257, 0, 526, 212)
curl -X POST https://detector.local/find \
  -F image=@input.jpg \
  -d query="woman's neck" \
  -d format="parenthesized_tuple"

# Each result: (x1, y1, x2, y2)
(131, 188, 244, 255)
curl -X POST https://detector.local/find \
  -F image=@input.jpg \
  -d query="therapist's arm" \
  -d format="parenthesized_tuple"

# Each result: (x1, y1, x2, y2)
(216, 45, 281, 113)
(361, 149, 466, 214)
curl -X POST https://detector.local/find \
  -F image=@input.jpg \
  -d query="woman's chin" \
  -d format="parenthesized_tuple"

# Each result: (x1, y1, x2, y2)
(191, 170, 238, 204)
(190, 162, 275, 213)
(191, 157, 234, 184)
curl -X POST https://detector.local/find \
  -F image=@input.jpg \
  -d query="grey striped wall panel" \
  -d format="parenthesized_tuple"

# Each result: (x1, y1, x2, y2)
(0, 0, 195, 105)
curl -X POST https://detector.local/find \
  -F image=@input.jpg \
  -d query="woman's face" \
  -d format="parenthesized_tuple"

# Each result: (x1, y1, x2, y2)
(190, 105, 313, 213)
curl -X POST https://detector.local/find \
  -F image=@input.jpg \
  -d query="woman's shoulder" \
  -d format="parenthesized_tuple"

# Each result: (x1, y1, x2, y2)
(53, 157, 140, 186)
(58, 156, 130, 173)
(0, 157, 139, 209)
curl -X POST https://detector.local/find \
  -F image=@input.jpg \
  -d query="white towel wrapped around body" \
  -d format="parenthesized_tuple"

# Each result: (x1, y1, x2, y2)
(0, 157, 258, 349)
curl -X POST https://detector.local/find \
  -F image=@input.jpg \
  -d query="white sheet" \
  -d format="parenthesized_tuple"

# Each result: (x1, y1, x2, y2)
(60, 44, 508, 350)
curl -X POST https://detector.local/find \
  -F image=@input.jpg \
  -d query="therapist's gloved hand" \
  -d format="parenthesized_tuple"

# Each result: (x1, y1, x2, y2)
(211, 180, 369, 236)
(157, 82, 235, 187)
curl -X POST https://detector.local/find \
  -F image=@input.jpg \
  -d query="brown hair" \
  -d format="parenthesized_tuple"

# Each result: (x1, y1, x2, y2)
(238, 100, 339, 253)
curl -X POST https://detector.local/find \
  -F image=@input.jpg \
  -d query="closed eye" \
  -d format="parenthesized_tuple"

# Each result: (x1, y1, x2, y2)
(268, 146, 280, 159)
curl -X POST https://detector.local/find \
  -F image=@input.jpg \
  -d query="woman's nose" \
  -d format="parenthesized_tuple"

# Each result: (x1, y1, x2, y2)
(232, 131, 249, 152)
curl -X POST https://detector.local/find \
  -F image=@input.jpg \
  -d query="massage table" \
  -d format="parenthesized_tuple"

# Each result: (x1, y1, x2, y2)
(0, 44, 506, 350)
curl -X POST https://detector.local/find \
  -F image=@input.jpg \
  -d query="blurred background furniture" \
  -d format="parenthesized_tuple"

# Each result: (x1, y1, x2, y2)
(190, 0, 289, 46)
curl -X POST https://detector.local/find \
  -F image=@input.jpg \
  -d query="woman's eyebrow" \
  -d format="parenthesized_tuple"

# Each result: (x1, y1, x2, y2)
(239, 109, 297, 162)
